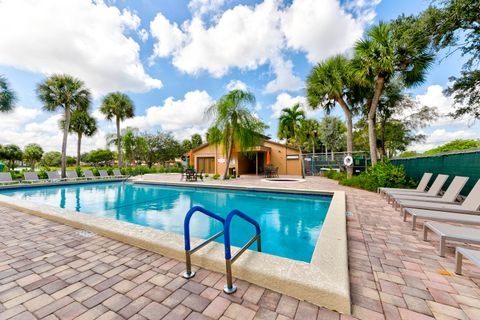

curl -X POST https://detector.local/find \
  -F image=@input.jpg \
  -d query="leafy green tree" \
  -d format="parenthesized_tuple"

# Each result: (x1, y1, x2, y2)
(424, 139, 480, 155)
(306, 55, 358, 177)
(191, 133, 203, 148)
(100, 92, 135, 168)
(206, 126, 223, 172)
(41, 151, 62, 167)
(23, 143, 44, 170)
(142, 131, 181, 168)
(181, 139, 193, 154)
(278, 104, 306, 178)
(0, 144, 22, 169)
(207, 90, 267, 179)
(36, 74, 91, 177)
(319, 116, 346, 160)
(0, 75, 17, 113)
(83, 149, 114, 166)
(353, 22, 434, 164)
(122, 127, 140, 166)
(299, 119, 322, 154)
(61, 111, 97, 167)
(398, 151, 421, 158)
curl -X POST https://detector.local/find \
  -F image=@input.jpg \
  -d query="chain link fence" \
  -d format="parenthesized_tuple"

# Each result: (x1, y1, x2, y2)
(302, 151, 369, 176)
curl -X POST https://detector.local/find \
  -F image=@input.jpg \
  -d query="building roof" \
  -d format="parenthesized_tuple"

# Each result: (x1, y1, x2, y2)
(189, 139, 300, 154)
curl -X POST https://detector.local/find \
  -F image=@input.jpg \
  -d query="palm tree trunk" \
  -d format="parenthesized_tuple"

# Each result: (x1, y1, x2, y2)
(224, 131, 234, 179)
(61, 106, 70, 178)
(368, 76, 386, 165)
(380, 118, 387, 160)
(116, 117, 122, 168)
(77, 132, 82, 167)
(338, 98, 353, 178)
(296, 135, 305, 179)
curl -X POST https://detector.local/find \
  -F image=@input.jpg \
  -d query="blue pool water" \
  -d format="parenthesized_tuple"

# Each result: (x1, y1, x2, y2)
(0, 182, 331, 262)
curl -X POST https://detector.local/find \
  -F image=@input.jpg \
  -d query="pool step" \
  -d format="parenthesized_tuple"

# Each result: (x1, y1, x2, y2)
(182, 206, 261, 294)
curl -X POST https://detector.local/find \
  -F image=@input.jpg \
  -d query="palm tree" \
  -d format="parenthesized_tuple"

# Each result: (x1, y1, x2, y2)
(100, 92, 135, 168)
(206, 90, 267, 179)
(306, 55, 358, 177)
(206, 126, 223, 175)
(353, 22, 433, 164)
(0, 75, 17, 113)
(37, 74, 91, 178)
(61, 111, 98, 167)
(278, 104, 306, 178)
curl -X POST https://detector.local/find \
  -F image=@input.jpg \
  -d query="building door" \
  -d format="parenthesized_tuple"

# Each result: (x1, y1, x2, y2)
(197, 157, 215, 173)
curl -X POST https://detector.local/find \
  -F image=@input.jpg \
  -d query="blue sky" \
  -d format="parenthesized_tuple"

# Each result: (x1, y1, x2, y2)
(0, 0, 475, 155)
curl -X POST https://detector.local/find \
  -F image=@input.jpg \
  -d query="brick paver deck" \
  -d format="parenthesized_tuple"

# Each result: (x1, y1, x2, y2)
(0, 175, 479, 319)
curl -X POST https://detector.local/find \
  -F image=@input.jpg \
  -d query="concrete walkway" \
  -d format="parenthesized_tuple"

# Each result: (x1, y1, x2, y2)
(0, 175, 479, 319)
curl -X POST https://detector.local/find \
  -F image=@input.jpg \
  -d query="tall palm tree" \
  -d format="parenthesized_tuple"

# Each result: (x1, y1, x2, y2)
(37, 74, 91, 178)
(353, 22, 433, 164)
(206, 126, 223, 175)
(206, 90, 267, 179)
(278, 104, 306, 178)
(306, 55, 358, 177)
(100, 92, 135, 168)
(0, 75, 17, 113)
(61, 111, 97, 167)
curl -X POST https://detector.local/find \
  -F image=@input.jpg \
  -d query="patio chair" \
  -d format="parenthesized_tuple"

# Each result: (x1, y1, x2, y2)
(23, 172, 42, 183)
(83, 170, 99, 180)
(47, 171, 66, 182)
(455, 247, 480, 275)
(403, 208, 480, 230)
(423, 222, 480, 257)
(378, 172, 432, 196)
(66, 170, 85, 181)
(392, 176, 468, 207)
(385, 174, 449, 204)
(113, 169, 127, 178)
(399, 179, 480, 216)
(99, 170, 111, 179)
(0, 172, 20, 185)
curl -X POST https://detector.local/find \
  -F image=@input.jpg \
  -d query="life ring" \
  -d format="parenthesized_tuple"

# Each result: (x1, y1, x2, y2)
(343, 155, 353, 167)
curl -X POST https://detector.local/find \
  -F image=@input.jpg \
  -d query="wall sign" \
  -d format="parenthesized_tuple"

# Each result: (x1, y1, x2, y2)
(286, 155, 299, 160)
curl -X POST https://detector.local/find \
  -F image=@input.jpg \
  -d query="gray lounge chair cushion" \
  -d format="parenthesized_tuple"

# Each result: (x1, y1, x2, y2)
(386, 174, 448, 198)
(380, 172, 432, 193)
(0, 172, 17, 184)
(66, 170, 80, 179)
(24, 172, 40, 182)
(47, 171, 63, 180)
(394, 176, 468, 204)
(99, 170, 109, 177)
(405, 208, 480, 225)
(425, 222, 480, 244)
(113, 169, 124, 177)
(457, 248, 480, 268)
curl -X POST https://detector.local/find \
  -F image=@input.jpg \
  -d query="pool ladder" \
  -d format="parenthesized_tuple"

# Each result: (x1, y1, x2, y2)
(182, 206, 261, 294)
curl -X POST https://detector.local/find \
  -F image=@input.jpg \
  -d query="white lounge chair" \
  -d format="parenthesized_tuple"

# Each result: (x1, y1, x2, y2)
(99, 170, 111, 179)
(455, 247, 480, 275)
(23, 172, 42, 183)
(423, 222, 480, 257)
(113, 169, 127, 178)
(378, 172, 432, 196)
(404, 208, 480, 230)
(392, 176, 468, 207)
(47, 171, 66, 182)
(0, 172, 20, 185)
(83, 170, 98, 180)
(66, 170, 86, 181)
(399, 179, 480, 215)
(385, 174, 449, 204)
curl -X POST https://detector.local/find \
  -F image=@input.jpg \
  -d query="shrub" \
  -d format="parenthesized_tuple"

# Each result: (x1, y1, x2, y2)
(212, 174, 220, 180)
(204, 174, 209, 178)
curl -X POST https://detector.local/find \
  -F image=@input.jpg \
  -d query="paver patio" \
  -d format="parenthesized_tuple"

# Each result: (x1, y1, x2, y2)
(0, 175, 479, 319)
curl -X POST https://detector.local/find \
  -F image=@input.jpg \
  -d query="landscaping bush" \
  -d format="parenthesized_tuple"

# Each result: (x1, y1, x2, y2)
(212, 174, 220, 180)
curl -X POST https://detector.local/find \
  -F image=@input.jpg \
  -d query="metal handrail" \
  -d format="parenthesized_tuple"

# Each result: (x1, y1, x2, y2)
(223, 209, 261, 294)
(182, 206, 225, 279)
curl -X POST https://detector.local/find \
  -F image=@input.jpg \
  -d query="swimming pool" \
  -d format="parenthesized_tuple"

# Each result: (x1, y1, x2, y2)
(0, 182, 331, 262)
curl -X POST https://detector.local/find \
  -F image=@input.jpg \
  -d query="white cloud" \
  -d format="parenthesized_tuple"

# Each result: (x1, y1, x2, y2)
(138, 28, 149, 42)
(188, 0, 226, 17)
(0, 0, 162, 96)
(0, 107, 107, 154)
(269, 93, 318, 118)
(282, 0, 369, 63)
(123, 90, 215, 140)
(263, 57, 304, 94)
(226, 80, 248, 91)
(150, 13, 186, 59)
(410, 128, 478, 152)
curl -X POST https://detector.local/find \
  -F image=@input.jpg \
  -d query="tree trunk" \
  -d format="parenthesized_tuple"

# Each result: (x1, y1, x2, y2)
(337, 98, 354, 178)
(77, 132, 82, 167)
(30, 161, 35, 171)
(296, 135, 305, 179)
(116, 117, 122, 168)
(380, 118, 387, 160)
(224, 131, 234, 179)
(368, 76, 386, 165)
(61, 106, 70, 178)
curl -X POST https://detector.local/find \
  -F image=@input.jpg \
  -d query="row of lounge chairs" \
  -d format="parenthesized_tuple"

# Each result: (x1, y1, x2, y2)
(0, 169, 127, 185)
(378, 173, 480, 274)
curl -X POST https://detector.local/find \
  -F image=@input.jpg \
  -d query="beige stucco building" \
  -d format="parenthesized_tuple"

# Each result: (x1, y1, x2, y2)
(189, 140, 302, 176)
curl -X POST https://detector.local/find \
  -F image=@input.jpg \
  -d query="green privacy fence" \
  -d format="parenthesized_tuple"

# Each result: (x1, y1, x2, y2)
(390, 150, 480, 196)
